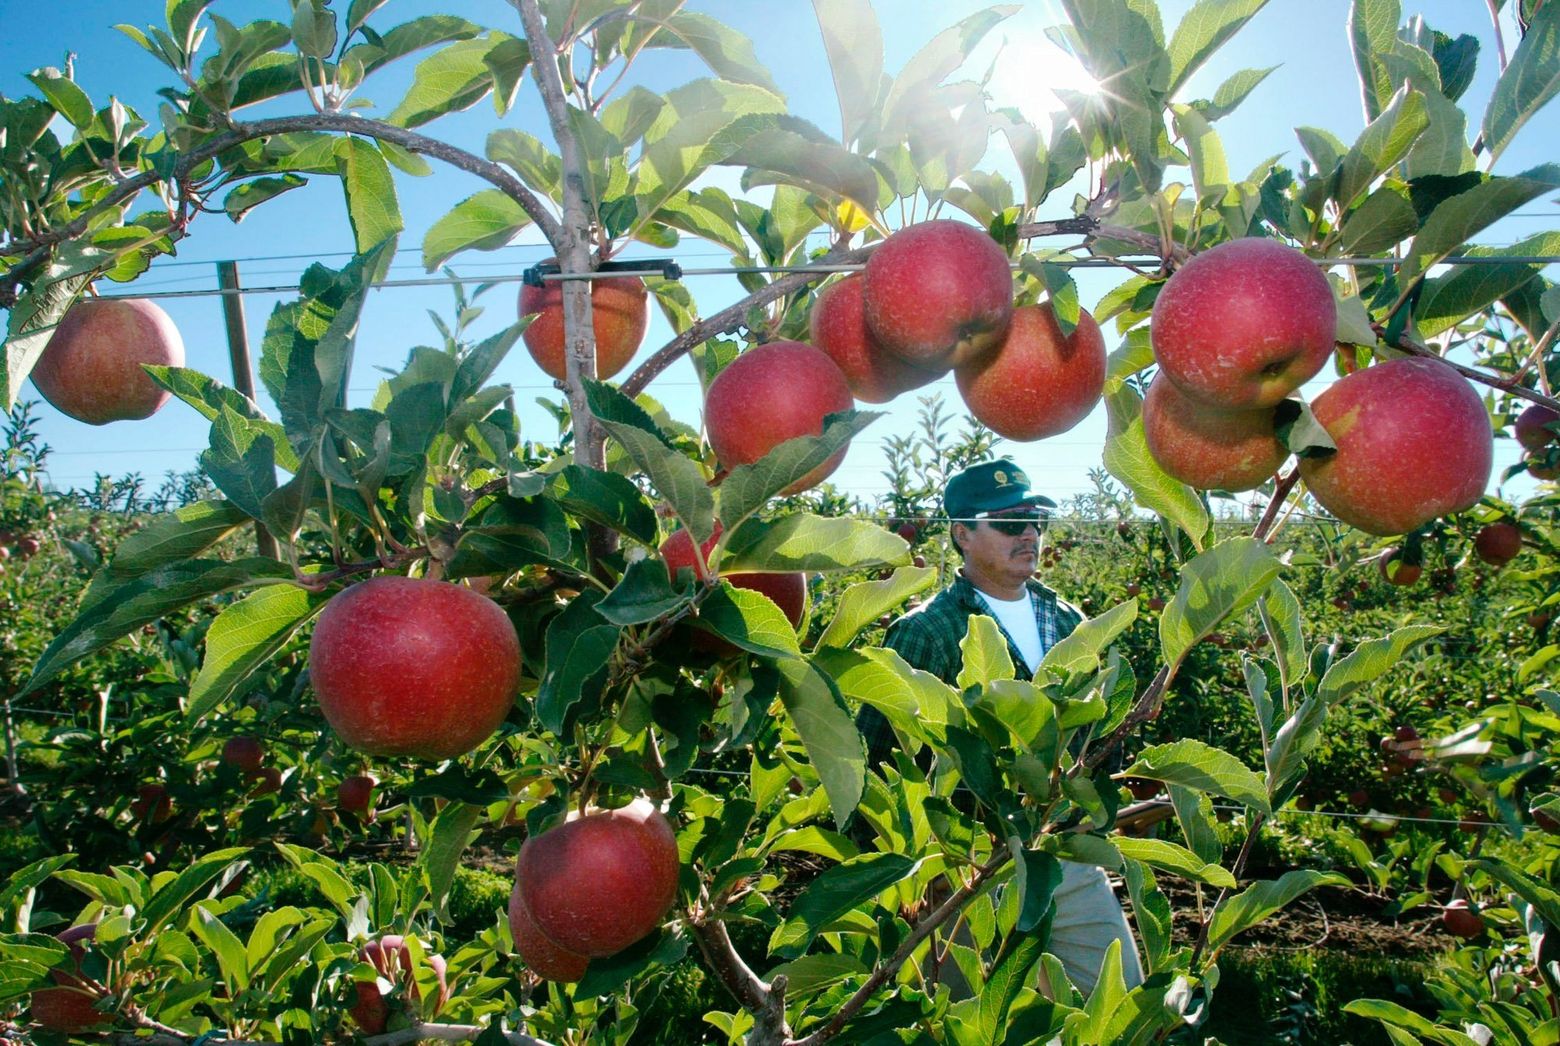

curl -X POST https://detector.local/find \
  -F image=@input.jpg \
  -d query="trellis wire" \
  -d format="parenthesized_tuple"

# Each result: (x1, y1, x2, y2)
(95, 253, 1560, 302)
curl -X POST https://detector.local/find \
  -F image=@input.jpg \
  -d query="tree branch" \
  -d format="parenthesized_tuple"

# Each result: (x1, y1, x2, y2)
(687, 916, 785, 1041)
(1, 113, 563, 305)
(1080, 663, 1174, 774)
(620, 216, 1106, 398)
(1377, 327, 1560, 412)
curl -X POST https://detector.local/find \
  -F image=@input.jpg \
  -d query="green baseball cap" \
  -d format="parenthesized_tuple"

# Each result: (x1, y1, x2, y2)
(943, 459, 1056, 523)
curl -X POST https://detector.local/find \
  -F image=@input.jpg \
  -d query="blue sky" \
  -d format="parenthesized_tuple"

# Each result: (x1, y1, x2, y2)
(1, 0, 1554, 513)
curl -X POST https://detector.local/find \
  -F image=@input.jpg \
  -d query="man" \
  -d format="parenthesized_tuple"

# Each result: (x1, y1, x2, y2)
(861, 458, 1145, 997)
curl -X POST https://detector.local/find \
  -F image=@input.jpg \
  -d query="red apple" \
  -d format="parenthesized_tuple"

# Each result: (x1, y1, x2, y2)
(1529, 453, 1560, 480)
(31, 297, 185, 424)
(1441, 898, 1484, 938)
(703, 341, 854, 495)
(30, 924, 108, 1033)
(248, 766, 283, 797)
(1150, 238, 1336, 409)
(14, 535, 41, 558)
(515, 798, 680, 957)
(130, 783, 171, 823)
(660, 525, 806, 652)
(350, 935, 450, 1034)
(862, 219, 1014, 370)
(1473, 522, 1522, 567)
(1514, 403, 1559, 451)
(222, 736, 265, 775)
(519, 270, 648, 381)
(309, 576, 521, 760)
(810, 274, 942, 403)
(337, 774, 378, 818)
(1298, 358, 1492, 536)
(955, 302, 1106, 441)
(1378, 548, 1421, 585)
(508, 883, 589, 982)
(1140, 373, 1288, 491)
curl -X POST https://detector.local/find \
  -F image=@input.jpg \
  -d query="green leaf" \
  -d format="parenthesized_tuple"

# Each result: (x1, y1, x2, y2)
(25, 68, 93, 128)
(1040, 599, 1137, 679)
(659, 11, 778, 93)
(192, 904, 250, 993)
(345, 14, 483, 75)
(1196, 65, 1277, 120)
(201, 409, 280, 520)
(1404, 164, 1560, 282)
(1010, 843, 1064, 932)
(1316, 625, 1443, 707)
(777, 658, 865, 829)
(105, 500, 255, 579)
(1166, 0, 1269, 97)
(336, 136, 402, 252)
(4, 262, 92, 412)
(721, 514, 907, 575)
(1336, 85, 1429, 208)
(880, 5, 1018, 140)
(1122, 859, 1172, 973)
(1471, 857, 1560, 930)
(1114, 837, 1236, 887)
(1341, 999, 1452, 1039)
(815, 566, 938, 651)
(1125, 739, 1270, 815)
(654, 188, 747, 255)
(143, 848, 250, 935)
(812, 0, 882, 146)
(717, 411, 878, 530)
(1416, 231, 1560, 337)
(958, 614, 1015, 690)
(1482, 1, 1560, 165)
(419, 802, 482, 918)
(722, 116, 880, 210)
(1160, 537, 1282, 669)
(1205, 869, 1348, 953)
(387, 34, 506, 128)
(545, 465, 657, 545)
(23, 559, 293, 696)
(1103, 389, 1211, 548)
(596, 559, 688, 626)
(187, 586, 326, 722)
(1172, 102, 1230, 206)
(768, 852, 915, 958)
(816, 646, 961, 742)
(765, 953, 868, 996)
(585, 382, 715, 543)
(486, 128, 561, 198)
(1350, 0, 1401, 122)
(422, 189, 532, 271)
(697, 583, 802, 658)
(1257, 580, 1306, 695)
(1339, 185, 1419, 255)
(536, 594, 618, 734)
(224, 174, 309, 222)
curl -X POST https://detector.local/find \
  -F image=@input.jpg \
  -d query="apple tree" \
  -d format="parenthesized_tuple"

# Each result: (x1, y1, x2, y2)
(2, 0, 1560, 1043)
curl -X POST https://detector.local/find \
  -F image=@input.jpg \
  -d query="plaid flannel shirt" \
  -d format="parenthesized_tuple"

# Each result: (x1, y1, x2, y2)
(860, 572, 1086, 767)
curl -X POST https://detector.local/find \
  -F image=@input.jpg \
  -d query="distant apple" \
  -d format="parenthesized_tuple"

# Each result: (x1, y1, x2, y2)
(1441, 899, 1484, 938)
(810, 274, 942, 403)
(1150, 238, 1336, 409)
(222, 736, 265, 775)
(248, 766, 283, 797)
(660, 524, 806, 653)
(1140, 373, 1288, 491)
(703, 341, 855, 495)
(1514, 403, 1559, 451)
(515, 798, 680, 957)
(862, 220, 1014, 370)
(350, 935, 450, 1034)
(1298, 358, 1492, 535)
(956, 302, 1106, 441)
(519, 270, 648, 381)
(337, 774, 377, 819)
(508, 883, 589, 982)
(1472, 522, 1522, 567)
(130, 783, 171, 823)
(32, 297, 185, 424)
(309, 576, 521, 759)
(1377, 548, 1421, 586)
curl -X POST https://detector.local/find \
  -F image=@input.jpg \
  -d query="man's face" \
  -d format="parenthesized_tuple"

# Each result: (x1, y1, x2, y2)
(955, 509, 1046, 588)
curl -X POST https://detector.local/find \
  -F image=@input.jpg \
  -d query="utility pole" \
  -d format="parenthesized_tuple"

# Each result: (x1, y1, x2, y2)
(216, 261, 280, 560)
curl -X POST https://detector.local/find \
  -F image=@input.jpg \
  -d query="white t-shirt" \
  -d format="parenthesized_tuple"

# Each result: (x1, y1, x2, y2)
(975, 590, 1043, 673)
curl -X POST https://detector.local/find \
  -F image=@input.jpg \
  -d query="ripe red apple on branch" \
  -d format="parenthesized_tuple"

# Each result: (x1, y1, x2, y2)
(349, 934, 450, 1035)
(509, 882, 590, 983)
(1150, 238, 1336, 409)
(862, 219, 1014, 370)
(703, 340, 854, 495)
(514, 797, 680, 957)
(1140, 373, 1289, 491)
(308, 576, 522, 760)
(955, 301, 1106, 441)
(1377, 547, 1422, 586)
(1298, 357, 1493, 536)
(810, 274, 942, 403)
(30, 923, 109, 1033)
(661, 523, 806, 654)
(519, 268, 649, 381)
(30, 298, 185, 424)
(337, 774, 378, 819)
(1473, 522, 1522, 566)
(221, 735, 265, 775)
(1514, 403, 1560, 451)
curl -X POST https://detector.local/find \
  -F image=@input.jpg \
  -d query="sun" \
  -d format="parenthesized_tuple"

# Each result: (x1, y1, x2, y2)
(984, 34, 1103, 131)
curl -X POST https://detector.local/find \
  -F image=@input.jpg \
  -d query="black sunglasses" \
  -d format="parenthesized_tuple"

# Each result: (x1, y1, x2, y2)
(978, 513, 1050, 536)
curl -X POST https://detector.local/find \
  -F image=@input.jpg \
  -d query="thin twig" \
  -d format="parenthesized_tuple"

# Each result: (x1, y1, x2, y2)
(1378, 329, 1560, 411)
